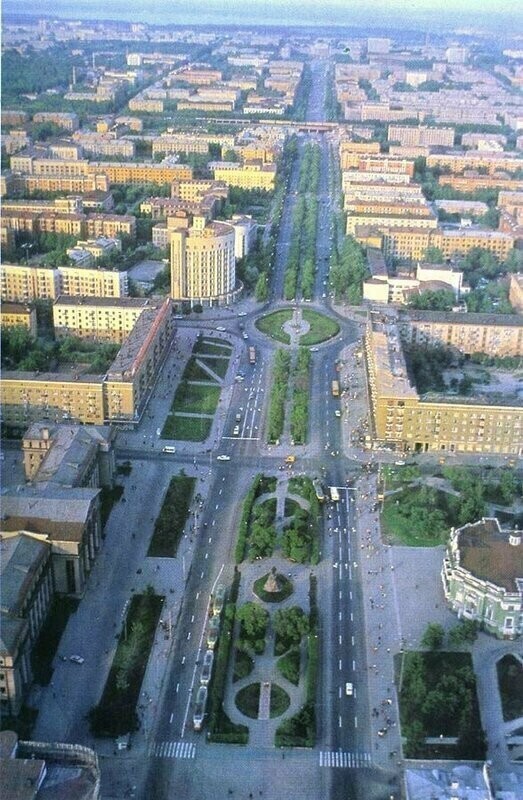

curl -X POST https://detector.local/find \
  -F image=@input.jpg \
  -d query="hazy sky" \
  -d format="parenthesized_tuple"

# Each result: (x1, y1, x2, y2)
(3, 0, 523, 30)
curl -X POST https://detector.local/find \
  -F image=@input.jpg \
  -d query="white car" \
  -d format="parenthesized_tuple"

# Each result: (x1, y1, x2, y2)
(345, 682, 353, 696)
(70, 655, 84, 664)
(216, 455, 231, 461)
(243, 333, 249, 339)
(238, 311, 247, 317)
(216, 326, 226, 332)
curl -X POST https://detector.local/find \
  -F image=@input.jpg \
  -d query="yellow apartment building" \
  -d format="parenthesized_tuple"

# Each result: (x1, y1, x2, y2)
(57, 266, 128, 298)
(87, 162, 193, 186)
(1, 264, 60, 302)
(347, 212, 437, 237)
(85, 213, 136, 239)
(388, 125, 455, 147)
(170, 217, 236, 306)
(211, 162, 276, 191)
(1, 302, 38, 337)
(1, 299, 174, 427)
(427, 152, 522, 175)
(365, 310, 523, 455)
(53, 296, 158, 342)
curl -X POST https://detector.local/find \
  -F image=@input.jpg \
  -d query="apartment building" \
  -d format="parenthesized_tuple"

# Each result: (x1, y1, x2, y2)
(32, 111, 79, 131)
(400, 309, 523, 357)
(439, 174, 523, 193)
(1, 299, 174, 427)
(442, 518, 523, 639)
(53, 296, 159, 342)
(376, 226, 515, 264)
(4, 172, 110, 196)
(170, 217, 236, 306)
(347, 208, 437, 236)
(343, 181, 424, 205)
(171, 179, 229, 203)
(1, 302, 38, 337)
(175, 67, 223, 84)
(87, 161, 193, 186)
(1, 264, 60, 302)
(365, 309, 523, 455)
(59, 265, 128, 298)
(71, 133, 136, 159)
(85, 213, 136, 240)
(177, 99, 235, 113)
(388, 125, 455, 148)
(210, 161, 276, 191)
(340, 153, 415, 175)
(427, 151, 522, 175)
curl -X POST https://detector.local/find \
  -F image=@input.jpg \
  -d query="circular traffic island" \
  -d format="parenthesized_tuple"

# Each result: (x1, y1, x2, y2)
(253, 570, 294, 603)
(255, 307, 339, 347)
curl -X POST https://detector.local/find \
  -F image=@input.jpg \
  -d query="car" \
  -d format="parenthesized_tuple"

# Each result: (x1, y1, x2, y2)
(243, 333, 249, 339)
(216, 326, 226, 332)
(70, 655, 84, 664)
(235, 375, 244, 382)
(233, 426, 240, 436)
(216, 455, 231, 461)
(238, 311, 247, 317)
(335, 409, 341, 417)
(345, 682, 353, 696)
(394, 460, 405, 466)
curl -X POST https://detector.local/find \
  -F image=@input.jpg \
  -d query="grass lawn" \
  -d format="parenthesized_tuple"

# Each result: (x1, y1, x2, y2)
(148, 474, 196, 557)
(181, 357, 216, 383)
(255, 310, 292, 344)
(30, 597, 80, 685)
(235, 683, 261, 719)
(199, 355, 230, 379)
(299, 310, 340, 346)
(194, 339, 233, 355)
(270, 684, 291, 717)
(161, 414, 213, 441)
(284, 498, 300, 516)
(173, 382, 221, 415)
(253, 573, 293, 603)
(277, 646, 300, 686)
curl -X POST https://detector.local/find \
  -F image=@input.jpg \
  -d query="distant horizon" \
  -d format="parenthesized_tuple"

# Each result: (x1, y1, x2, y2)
(3, 1, 523, 34)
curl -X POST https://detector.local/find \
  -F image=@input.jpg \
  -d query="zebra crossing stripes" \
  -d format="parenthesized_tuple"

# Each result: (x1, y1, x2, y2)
(150, 741, 196, 760)
(319, 751, 371, 768)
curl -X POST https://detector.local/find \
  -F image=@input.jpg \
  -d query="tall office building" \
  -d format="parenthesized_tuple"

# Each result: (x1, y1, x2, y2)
(170, 216, 236, 306)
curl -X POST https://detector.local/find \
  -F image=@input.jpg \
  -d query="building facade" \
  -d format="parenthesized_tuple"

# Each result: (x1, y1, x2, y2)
(442, 518, 523, 639)
(170, 218, 237, 306)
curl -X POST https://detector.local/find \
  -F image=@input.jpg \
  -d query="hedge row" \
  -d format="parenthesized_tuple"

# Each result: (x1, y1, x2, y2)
(234, 474, 273, 563)
(290, 349, 311, 445)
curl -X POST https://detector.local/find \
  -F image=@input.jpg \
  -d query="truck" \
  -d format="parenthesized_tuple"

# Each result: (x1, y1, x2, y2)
(329, 486, 340, 502)
(284, 455, 296, 464)
(193, 686, 208, 731)
(331, 380, 340, 397)
(249, 346, 256, 365)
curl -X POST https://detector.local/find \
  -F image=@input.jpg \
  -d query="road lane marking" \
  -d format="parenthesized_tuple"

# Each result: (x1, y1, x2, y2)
(352, 660, 356, 671)
(338, 659, 342, 670)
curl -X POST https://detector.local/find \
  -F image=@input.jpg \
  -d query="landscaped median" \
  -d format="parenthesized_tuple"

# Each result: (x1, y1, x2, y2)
(147, 473, 195, 557)
(88, 587, 163, 737)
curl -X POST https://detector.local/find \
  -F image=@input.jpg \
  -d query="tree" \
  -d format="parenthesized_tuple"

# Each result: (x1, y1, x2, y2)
(237, 602, 268, 652)
(408, 289, 455, 311)
(423, 246, 445, 264)
(273, 606, 309, 647)
(449, 619, 479, 646)
(420, 623, 445, 650)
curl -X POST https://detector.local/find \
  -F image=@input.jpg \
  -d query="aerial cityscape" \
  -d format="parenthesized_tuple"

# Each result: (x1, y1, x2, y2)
(1, 4, 523, 800)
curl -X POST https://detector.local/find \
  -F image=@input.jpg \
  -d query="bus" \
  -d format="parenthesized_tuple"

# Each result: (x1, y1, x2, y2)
(329, 486, 340, 502)
(200, 650, 214, 686)
(249, 346, 256, 365)
(312, 478, 325, 502)
(331, 380, 340, 397)
(193, 686, 208, 731)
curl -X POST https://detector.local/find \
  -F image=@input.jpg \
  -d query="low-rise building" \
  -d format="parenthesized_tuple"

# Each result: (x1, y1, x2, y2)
(52, 296, 159, 342)
(1, 302, 37, 337)
(442, 518, 523, 639)
(210, 161, 276, 191)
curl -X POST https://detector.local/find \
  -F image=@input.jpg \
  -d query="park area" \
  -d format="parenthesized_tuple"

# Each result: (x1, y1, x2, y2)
(161, 336, 232, 441)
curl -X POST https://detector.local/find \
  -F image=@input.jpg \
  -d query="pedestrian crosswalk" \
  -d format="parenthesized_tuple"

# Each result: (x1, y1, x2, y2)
(150, 741, 196, 760)
(319, 751, 371, 769)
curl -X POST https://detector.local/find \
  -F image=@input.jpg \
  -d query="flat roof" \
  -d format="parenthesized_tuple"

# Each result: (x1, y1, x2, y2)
(401, 309, 523, 328)
(54, 295, 156, 309)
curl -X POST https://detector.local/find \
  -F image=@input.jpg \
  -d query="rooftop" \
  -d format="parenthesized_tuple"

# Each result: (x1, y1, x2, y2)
(0, 485, 100, 542)
(456, 518, 523, 593)
(24, 423, 113, 489)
